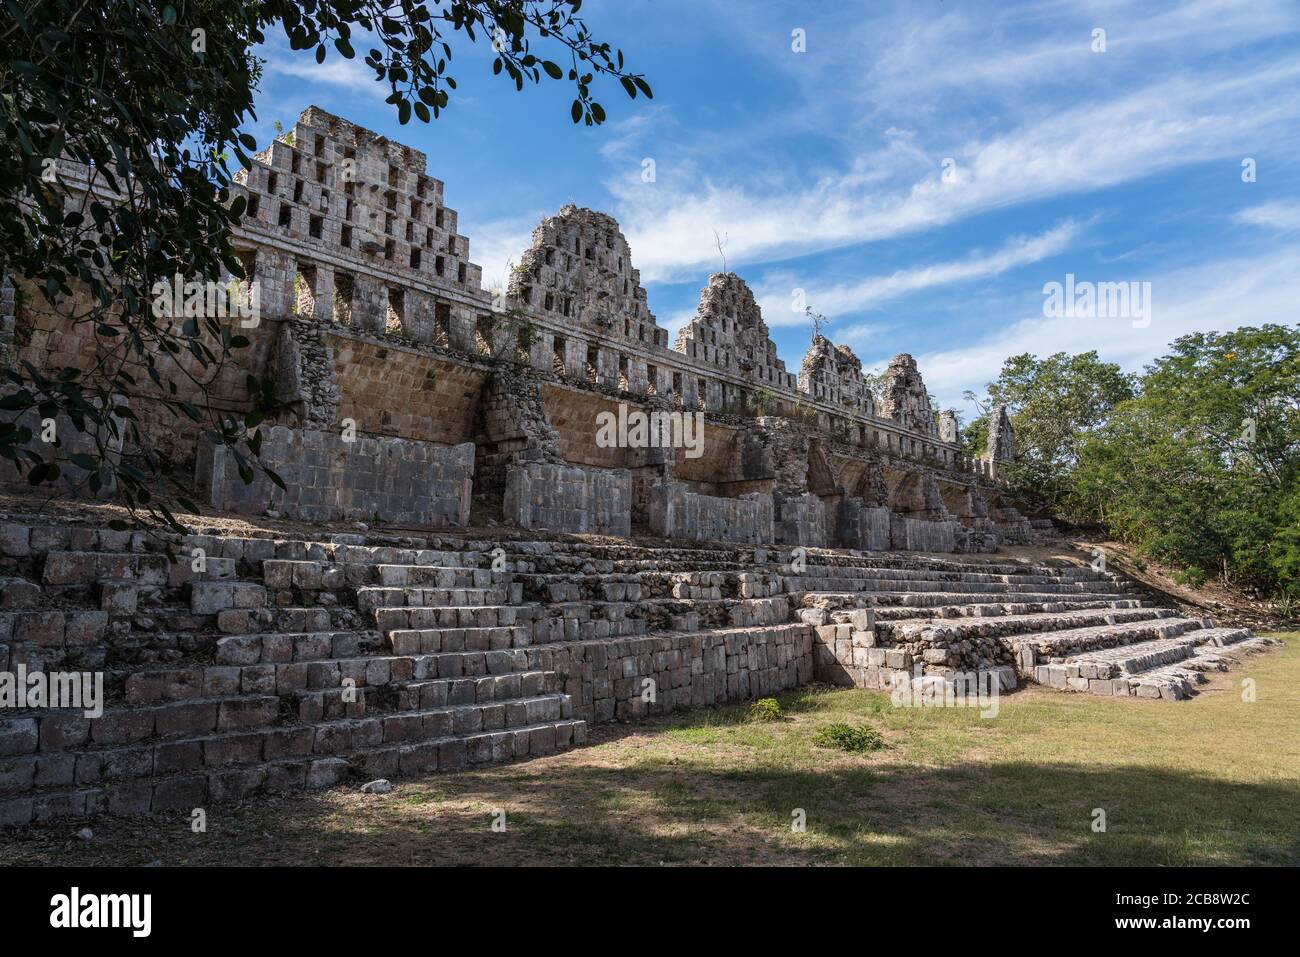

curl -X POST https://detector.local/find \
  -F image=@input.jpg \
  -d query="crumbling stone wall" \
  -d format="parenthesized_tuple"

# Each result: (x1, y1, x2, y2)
(269, 319, 341, 429)
(938, 409, 959, 444)
(675, 272, 796, 394)
(6, 276, 278, 469)
(508, 205, 659, 353)
(9, 105, 1027, 554)
(330, 333, 487, 444)
(474, 364, 561, 501)
(800, 336, 873, 416)
(881, 353, 939, 438)
(986, 403, 1016, 478)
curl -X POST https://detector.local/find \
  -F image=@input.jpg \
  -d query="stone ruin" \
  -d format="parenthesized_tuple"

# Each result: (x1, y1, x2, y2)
(0, 107, 1276, 825)
(2, 106, 1020, 551)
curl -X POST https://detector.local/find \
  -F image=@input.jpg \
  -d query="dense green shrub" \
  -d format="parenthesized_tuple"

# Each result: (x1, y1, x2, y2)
(748, 698, 784, 722)
(967, 327, 1299, 599)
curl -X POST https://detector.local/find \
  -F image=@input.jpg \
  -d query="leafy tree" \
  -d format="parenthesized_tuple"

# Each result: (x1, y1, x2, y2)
(967, 351, 1136, 512)
(1071, 325, 1299, 593)
(0, 0, 650, 530)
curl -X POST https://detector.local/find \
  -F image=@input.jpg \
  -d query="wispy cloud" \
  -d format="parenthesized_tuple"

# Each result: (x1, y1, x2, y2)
(915, 244, 1300, 408)
(1235, 200, 1300, 231)
(754, 220, 1084, 323)
(606, 58, 1300, 283)
(262, 45, 387, 100)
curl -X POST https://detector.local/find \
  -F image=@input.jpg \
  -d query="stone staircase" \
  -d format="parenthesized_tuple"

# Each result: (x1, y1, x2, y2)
(0, 521, 1279, 824)
(791, 556, 1277, 698)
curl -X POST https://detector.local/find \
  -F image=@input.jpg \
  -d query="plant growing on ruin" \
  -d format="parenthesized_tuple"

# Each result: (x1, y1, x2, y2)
(861, 369, 886, 409)
(273, 120, 295, 147)
(747, 697, 783, 722)
(0, 0, 652, 531)
(805, 305, 829, 344)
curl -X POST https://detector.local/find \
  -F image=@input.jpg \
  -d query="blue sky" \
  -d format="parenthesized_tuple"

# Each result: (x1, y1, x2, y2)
(249, 0, 1300, 417)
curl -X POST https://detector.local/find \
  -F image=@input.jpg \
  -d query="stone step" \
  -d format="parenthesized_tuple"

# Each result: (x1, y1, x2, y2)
(22, 689, 572, 768)
(515, 595, 791, 643)
(357, 584, 520, 616)
(878, 606, 1172, 645)
(789, 563, 1110, 585)
(390, 670, 560, 713)
(190, 580, 267, 615)
(1034, 627, 1268, 700)
(0, 607, 110, 652)
(1035, 635, 1203, 689)
(531, 610, 648, 643)
(250, 666, 565, 723)
(1192, 627, 1260, 648)
(0, 718, 588, 823)
(785, 575, 1130, 596)
(213, 630, 382, 666)
(636, 570, 783, 600)
(514, 573, 646, 603)
(1006, 617, 1207, 674)
(374, 603, 538, 636)
(0, 577, 41, 610)
(387, 624, 535, 654)
(41, 550, 173, 587)
(126, 651, 560, 713)
(803, 589, 1139, 609)
(261, 556, 497, 591)
(374, 563, 507, 588)
(871, 598, 1146, 620)
(537, 541, 1081, 574)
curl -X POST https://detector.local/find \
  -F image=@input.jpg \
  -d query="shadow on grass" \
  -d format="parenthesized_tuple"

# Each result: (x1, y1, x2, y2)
(8, 757, 1297, 867)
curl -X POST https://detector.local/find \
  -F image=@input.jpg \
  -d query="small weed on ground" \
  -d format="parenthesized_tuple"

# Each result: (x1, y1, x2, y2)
(814, 722, 885, 753)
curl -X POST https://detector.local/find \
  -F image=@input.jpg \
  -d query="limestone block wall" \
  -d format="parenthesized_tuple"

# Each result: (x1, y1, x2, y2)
(889, 514, 959, 553)
(0, 399, 126, 497)
(774, 493, 827, 547)
(503, 462, 632, 536)
(8, 276, 278, 467)
(329, 333, 487, 444)
(196, 426, 472, 526)
(835, 500, 893, 551)
(648, 481, 774, 545)
(522, 624, 814, 723)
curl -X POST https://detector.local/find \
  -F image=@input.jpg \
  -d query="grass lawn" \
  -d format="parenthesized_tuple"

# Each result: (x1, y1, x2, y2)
(5, 634, 1297, 867)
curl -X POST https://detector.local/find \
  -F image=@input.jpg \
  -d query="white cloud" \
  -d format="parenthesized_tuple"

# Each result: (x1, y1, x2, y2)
(859, 0, 1300, 104)
(753, 220, 1083, 323)
(1236, 201, 1300, 232)
(466, 216, 542, 293)
(606, 58, 1300, 284)
(263, 48, 387, 100)
(914, 245, 1300, 408)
